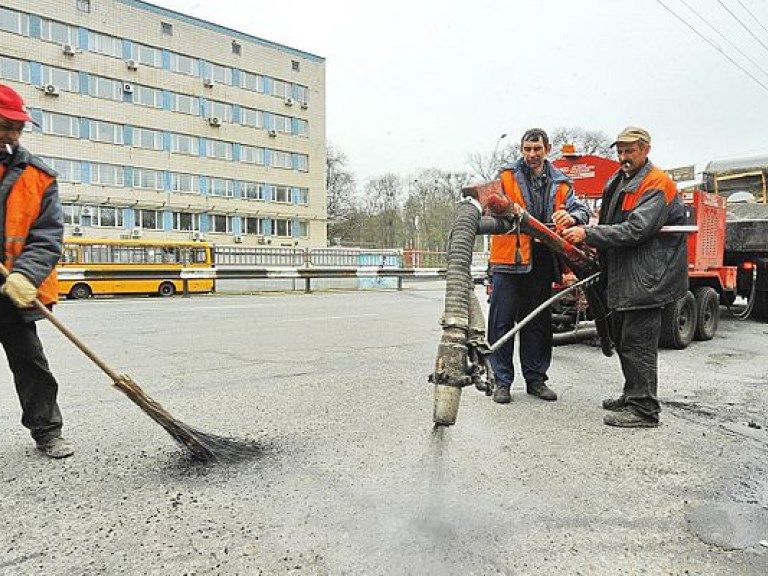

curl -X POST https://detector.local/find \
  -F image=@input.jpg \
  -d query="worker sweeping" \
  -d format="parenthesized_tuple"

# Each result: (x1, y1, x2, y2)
(0, 83, 73, 459)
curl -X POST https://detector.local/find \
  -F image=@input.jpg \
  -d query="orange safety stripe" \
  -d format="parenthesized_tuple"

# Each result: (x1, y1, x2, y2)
(621, 168, 678, 211)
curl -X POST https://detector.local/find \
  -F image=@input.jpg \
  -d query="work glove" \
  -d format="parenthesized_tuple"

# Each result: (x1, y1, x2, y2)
(1, 272, 38, 308)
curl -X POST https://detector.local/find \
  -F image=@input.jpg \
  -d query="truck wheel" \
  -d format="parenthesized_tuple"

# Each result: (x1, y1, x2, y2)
(69, 283, 92, 300)
(659, 291, 697, 349)
(158, 282, 175, 297)
(693, 287, 719, 341)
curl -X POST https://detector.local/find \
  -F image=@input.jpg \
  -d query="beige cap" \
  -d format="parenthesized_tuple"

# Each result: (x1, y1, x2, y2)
(611, 126, 651, 147)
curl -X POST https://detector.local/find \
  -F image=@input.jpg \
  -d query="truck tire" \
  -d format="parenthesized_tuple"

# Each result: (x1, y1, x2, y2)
(693, 286, 719, 341)
(659, 291, 697, 349)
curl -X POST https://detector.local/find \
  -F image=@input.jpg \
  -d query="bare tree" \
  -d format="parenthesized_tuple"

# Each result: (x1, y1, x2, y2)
(549, 126, 613, 157)
(466, 141, 521, 181)
(326, 143, 360, 245)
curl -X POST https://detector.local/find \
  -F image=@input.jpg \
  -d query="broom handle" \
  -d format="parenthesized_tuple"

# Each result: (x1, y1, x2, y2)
(0, 262, 121, 382)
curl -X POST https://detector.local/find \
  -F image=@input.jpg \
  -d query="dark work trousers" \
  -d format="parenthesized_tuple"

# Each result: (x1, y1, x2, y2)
(0, 320, 63, 442)
(488, 244, 555, 389)
(611, 307, 662, 421)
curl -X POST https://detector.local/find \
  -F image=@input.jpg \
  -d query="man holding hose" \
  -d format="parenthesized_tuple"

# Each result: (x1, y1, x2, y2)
(0, 84, 73, 458)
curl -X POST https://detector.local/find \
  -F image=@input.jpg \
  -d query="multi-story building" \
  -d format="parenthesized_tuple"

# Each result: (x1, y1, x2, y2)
(0, 0, 326, 247)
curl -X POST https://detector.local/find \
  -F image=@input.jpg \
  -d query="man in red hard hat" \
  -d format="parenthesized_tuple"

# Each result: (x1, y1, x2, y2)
(0, 84, 73, 458)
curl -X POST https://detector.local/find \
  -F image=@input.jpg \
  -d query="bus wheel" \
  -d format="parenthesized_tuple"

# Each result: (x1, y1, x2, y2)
(659, 291, 697, 349)
(69, 283, 92, 300)
(158, 282, 175, 297)
(693, 286, 719, 341)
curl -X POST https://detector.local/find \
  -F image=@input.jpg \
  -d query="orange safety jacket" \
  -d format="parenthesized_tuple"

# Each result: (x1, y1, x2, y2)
(620, 167, 679, 210)
(0, 161, 59, 306)
(489, 167, 570, 270)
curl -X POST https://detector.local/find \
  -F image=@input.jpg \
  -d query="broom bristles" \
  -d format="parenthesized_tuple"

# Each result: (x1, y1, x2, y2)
(112, 374, 261, 463)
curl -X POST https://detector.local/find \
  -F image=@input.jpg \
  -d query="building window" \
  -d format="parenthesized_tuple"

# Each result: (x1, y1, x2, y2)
(272, 218, 293, 237)
(209, 178, 234, 197)
(169, 52, 199, 77)
(132, 44, 162, 68)
(271, 151, 292, 170)
(295, 85, 308, 105)
(40, 157, 81, 182)
(134, 85, 163, 109)
(232, 41, 241, 56)
(161, 22, 173, 36)
(135, 210, 162, 230)
(298, 220, 308, 238)
(208, 63, 232, 85)
(169, 92, 199, 115)
(62, 204, 83, 225)
(95, 206, 123, 227)
(173, 212, 200, 231)
(133, 127, 163, 150)
(89, 31, 122, 58)
(298, 188, 309, 205)
(273, 185, 290, 204)
(91, 163, 125, 187)
(42, 112, 80, 138)
(271, 79, 289, 99)
(240, 145, 265, 165)
(0, 7, 29, 36)
(171, 133, 199, 155)
(132, 168, 164, 190)
(207, 139, 233, 161)
(40, 18, 78, 46)
(210, 215, 231, 233)
(244, 217, 263, 235)
(208, 100, 233, 123)
(296, 119, 308, 137)
(0, 56, 31, 84)
(40, 65, 79, 92)
(274, 114, 291, 134)
(90, 120, 124, 145)
(242, 181, 264, 201)
(89, 75, 122, 101)
(170, 172, 198, 194)
(77, 0, 91, 13)
(241, 71, 263, 93)
(291, 60, 300, 72)
(296, 154, 309, 172)
(240, 107, 264, 129)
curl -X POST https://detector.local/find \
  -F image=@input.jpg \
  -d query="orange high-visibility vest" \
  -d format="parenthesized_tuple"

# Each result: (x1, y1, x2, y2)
(621, 167, 679, 210)
(0, 163, 59, 306)
(489, 168, 570, 267)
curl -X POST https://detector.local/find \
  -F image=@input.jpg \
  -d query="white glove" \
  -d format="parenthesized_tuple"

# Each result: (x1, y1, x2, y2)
(1, 272, 38, 308)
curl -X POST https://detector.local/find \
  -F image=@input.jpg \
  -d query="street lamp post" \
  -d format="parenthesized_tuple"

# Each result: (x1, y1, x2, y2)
(491, 133, 508, 174)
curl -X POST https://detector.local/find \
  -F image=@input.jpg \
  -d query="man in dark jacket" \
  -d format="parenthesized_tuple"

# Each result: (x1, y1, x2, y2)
(0, 84, 73, 458)
(562, 127, 687, 427)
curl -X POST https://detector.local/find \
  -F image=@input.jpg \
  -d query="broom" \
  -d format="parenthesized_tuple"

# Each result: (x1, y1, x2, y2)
(0, 263, 260, 463)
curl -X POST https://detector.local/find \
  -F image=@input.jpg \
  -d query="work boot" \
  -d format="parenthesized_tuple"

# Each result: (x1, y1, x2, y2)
(36, 437, 74, 459)
(602, 397, 626, 411)
(603, 411, 658, 428)
(493, 385, 511, 404)
(527, 382, 557, 401)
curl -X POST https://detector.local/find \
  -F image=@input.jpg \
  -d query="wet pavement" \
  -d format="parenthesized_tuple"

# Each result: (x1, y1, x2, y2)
(1, 285, 767, 575)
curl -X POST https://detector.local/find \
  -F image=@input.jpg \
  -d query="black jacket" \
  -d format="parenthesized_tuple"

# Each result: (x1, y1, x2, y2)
(584, 161, 688, 311)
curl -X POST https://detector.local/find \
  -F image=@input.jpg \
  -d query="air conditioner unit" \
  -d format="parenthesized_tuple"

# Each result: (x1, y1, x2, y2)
(72, 225, 83, 236)
(122, 82, 134, 94)
(233, 234, 244, 243)
(203, 78, 214, 88)
(131, 227, 142, 238)
(268, 129, 277, 137)
(208, 117, 221, 127)
(80, 207, 92, 217)
(284, 97, 294, 107)
(126, 59, 138, 71)
(192, 231, 204, 241)
(257, 237, 266, 245)
(43, 84, 60, 96)
(300, 101, 308, 110)
(62, 44, 76, 56)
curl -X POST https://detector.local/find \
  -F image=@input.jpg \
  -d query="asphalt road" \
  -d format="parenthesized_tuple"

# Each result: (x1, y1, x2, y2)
(1, 285, 767, 575)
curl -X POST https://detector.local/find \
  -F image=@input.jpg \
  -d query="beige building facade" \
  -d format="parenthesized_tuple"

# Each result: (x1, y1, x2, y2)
(1, 0, 327, 247)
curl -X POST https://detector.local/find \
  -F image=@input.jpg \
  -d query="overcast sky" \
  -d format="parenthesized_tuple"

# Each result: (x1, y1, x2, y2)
(151, 0, 767, 183)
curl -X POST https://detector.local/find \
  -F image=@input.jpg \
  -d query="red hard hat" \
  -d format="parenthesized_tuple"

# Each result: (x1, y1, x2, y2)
(0, 84, 35, 124)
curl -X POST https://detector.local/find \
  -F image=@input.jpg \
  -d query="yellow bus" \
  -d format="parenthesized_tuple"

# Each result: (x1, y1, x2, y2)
(57, 238, 215, 299)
